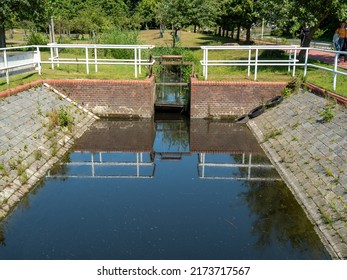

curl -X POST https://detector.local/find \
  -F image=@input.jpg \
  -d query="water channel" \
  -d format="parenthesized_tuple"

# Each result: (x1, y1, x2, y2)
(0, 117, 330, 260)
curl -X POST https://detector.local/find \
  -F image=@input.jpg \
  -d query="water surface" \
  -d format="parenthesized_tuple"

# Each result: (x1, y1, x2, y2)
(0, 118, 330, 260)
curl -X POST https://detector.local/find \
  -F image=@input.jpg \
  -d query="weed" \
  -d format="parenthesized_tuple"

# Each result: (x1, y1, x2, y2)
(48, 108, 59, 129)
(20, 172, 28, 184)
(292, 121, 301, 129)
(58, 106, 71, 127)
(37, 101, 42, 116)
(320, 106, 335, 122)
(319, 209, 333, 225)
(325, 168, 334, 177)
(282, 87, 291, 97)
(264, 129, 282, 141)
(17, 162, 28, 177)
(292, 135, 298, 141)
(0, 164, 8, 177)
(34, 149, 42, 161)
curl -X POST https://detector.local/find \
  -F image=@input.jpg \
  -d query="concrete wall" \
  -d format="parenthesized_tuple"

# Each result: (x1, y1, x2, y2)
(46, 77, 156, 118)
(190, 78, 287, 118)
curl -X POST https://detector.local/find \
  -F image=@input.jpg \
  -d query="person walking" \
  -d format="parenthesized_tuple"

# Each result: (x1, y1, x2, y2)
(334, 22, 347, 62)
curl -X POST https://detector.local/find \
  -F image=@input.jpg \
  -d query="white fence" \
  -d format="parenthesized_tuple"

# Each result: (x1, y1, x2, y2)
(1, 44, 347, 92)
(0, 44, 155, 84)
(201, 45, 347, 91)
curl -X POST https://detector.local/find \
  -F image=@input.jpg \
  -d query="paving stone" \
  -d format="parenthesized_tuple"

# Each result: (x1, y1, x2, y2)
(249, 89, 347, 259)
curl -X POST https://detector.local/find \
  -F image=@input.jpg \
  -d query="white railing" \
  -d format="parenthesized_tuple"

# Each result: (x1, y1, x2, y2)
(0, 45, 41, 84)
(0, 44, 155, 84)
(201, 45, 347, 91)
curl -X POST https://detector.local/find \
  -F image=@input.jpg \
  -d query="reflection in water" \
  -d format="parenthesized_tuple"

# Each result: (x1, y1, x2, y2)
(0, 118, 330, 259)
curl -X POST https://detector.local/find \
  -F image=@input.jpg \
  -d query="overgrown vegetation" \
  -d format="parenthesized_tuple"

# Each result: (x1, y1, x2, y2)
(320, 99, 336, 123)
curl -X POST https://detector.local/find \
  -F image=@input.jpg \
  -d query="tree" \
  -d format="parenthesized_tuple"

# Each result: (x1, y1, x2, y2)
(135, 0, 161, 29)
(259, 0, 347, 49)
(0, 0, 47, 48)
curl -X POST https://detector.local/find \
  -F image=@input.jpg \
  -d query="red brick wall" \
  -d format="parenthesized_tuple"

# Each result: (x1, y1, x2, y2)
(46, 77, 156, 118)
(190, 78, 287, 118)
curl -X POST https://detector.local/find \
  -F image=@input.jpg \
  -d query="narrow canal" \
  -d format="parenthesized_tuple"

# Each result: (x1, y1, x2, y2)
(0, 118, 330, 259)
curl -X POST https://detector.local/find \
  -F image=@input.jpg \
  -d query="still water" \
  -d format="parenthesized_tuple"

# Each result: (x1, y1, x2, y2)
(0, 117, 330, 260)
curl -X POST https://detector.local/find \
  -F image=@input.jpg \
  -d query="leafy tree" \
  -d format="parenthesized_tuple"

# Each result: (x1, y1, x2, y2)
(259, 0, 347, 48)
(0, 0, 47, 47)
(134, 0, 161, 29)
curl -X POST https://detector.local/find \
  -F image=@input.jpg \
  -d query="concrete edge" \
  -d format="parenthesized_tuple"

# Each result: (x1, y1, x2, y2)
(247, 119, 341, 260)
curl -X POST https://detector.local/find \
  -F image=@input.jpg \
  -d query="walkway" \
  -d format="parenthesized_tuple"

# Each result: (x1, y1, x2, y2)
(248, 89, 347, 259)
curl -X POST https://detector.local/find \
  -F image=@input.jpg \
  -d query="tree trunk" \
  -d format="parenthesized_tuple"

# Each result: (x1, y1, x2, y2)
(0, 23, 6, 48)
(299, 24, 319, 60)
(218, 26, 222, 36)
(194, 25, 197, 33)
(236, 24, 241, 41)
(230, 26, 234, 39)
(246, 27, 251, 42)
(172, 29, 178, 47)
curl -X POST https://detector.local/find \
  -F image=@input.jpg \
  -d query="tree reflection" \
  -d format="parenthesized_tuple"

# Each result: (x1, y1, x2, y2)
(240, 179, 327, 258)
(0, 224, 5, 246)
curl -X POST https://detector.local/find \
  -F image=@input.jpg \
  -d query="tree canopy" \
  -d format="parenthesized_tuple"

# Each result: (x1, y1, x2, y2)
(1, 0, 346, 48)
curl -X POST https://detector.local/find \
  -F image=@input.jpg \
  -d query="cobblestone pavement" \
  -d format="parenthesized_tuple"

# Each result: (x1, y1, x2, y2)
(0, 85, 97, 219)
(248, 89, 347, 259)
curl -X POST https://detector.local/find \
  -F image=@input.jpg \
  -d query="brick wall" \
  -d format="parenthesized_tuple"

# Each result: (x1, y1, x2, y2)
(46, 77, 156, 118)
(190, 78, 287, 118)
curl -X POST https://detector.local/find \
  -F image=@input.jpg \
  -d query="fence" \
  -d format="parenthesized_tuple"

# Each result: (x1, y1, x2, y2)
(2, 44, 347, 91)
(201, 45, 347, 91)
(0, 43, 155, 84)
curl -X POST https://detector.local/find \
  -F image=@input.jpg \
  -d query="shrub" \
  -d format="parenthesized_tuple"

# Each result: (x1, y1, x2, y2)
(26, 32, 49, 45)
(98, 29, 140, 59)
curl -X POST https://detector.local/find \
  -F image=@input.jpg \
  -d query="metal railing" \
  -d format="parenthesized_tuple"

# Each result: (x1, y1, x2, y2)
(200, 45, 347, 90)
(1, 44, 155, 84)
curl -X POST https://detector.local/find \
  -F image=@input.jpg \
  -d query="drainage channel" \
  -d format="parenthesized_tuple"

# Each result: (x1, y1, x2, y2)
(0, 118, 330, 260)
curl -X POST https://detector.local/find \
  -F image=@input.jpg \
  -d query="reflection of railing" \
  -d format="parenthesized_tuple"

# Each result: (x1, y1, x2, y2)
(197, 153, 281, 181)
(48, 152, 155, 179)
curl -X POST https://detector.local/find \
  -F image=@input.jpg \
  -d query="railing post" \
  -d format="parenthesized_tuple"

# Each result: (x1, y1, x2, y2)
(94, 46, 98, 73)
(85, 47, 89, 75)
(204, 48, 208, 80)
(138, 48, 142, 75)
(254, 48, 259, 81)
(292, 46, 297, 76)
(36, 46, 42, 75)
(50, 44, 54, 70)
(304, 48, 309, 78)
(288, 49, 292, 72)
(333, 52, 338, 91)
(248, 47, 251, 77)
(134, 47, 138, 78)
(4, 49, 10, 84)
(202, 48, 206, 78)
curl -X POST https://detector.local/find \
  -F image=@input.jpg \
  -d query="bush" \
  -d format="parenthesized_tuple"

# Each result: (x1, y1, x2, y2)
(98, 29, 141, 59)
(26, 32, 49, 45)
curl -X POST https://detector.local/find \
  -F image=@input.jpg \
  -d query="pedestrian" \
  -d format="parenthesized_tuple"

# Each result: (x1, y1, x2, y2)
(299, 23, 310, 47)
(334, 22, 347, 62)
